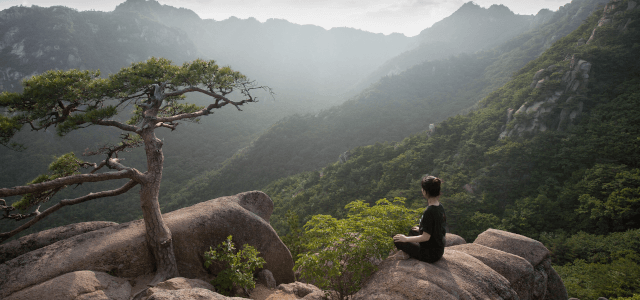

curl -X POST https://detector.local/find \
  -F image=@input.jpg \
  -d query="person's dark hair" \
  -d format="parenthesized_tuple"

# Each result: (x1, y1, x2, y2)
(421, 175, 441, 197)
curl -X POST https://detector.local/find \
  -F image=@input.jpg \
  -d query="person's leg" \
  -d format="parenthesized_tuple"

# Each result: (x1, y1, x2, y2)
(394, 240, 421, 260)
(408, 228, 420, 236)
(423, 246, 445, 263)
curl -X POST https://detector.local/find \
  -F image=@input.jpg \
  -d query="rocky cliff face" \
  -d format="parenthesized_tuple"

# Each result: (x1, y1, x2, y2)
(499, 57, 592, 139)
(498, 0, 638, 139)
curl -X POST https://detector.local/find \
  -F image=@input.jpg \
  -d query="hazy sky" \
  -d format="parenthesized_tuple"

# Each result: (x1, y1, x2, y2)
(1, 0, 572, 36)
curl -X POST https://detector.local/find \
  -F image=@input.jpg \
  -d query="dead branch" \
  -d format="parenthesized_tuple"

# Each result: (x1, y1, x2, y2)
(83, 134, 143, 158)
(0, 169, 139, 198)
(0, 199, 40, 221)
(0, 180, 139, 243)
(155, 122, 177, 130)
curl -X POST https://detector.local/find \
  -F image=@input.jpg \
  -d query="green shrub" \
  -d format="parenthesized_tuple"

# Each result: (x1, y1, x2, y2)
(295, 198, 420, 300)
(204, 235, 266, 296)
(281, 210, 305, 261)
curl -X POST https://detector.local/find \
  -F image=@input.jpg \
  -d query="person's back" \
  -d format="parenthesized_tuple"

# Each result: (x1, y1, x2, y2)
(392, 175, 446, 263)
(419, 203, 446, 263)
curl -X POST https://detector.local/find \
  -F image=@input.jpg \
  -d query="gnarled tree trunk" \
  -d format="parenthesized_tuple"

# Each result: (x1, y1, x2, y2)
(139, 104, 179, 285)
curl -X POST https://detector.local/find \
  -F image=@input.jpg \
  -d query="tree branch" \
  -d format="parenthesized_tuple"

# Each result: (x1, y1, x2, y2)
(155, 96, 255, 123)
(92, 120, 139, 132)
(155, 122, 177, 130)
(163, 86, 223, 100)
(0, 180, 139, 243)
(0, 169, 139, 198)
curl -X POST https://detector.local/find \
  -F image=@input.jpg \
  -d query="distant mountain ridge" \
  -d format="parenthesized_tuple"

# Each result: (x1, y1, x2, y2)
(113, 0, 413, 109)
(161, 0, 606, 212)
(0, 5, 197, 91)
(352, 1, 547, 90)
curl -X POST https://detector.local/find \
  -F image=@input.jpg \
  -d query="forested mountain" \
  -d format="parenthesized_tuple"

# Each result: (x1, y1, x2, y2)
(0, 5, 197, 91)
(354, 2, 544, 89)
(264, 0, 640, 239)
(268, 1, 640, 297)
(161, 0, 605, 212)
(357, 0, 603, 90)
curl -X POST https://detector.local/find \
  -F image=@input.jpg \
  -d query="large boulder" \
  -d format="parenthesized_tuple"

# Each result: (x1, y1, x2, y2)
(450, 243, 535, 300)
(473, 229, 567, 300)
(277, 282, 326, 300)
(4, 270, 131, 300)
(473, 228, 550, 266)
(445, 233, 466, 247)
(133, 277, 244, 300)
(354, 229, 567, 300)
(0, 221, 117, 264)
(352, 249, 518, 300)
(140, 288, 244, 300)
(0, 191, 295, 299)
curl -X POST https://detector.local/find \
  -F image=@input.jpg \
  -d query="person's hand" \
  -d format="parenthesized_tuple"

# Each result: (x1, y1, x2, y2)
(393, 234, 408, 243)
(412, 226, 419, 231)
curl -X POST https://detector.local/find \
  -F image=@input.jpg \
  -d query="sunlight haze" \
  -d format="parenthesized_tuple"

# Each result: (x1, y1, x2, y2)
(2, 0, 573, 36)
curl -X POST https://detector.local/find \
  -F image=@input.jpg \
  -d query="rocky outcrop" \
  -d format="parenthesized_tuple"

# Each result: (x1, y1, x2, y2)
(445, 233, 466, 247)
(499, 57, 591, 139)
(474, 229, 567, 300)
(0, 191, 295, 299)
(353, 249, 517, 299)
(257, 269, 277, 289)
(0, 221, 117, 264)
(587, 0, 635, 44)
(4, 270, 131, 300)
(132, 277, 238, 300)
(277, 282, 326, 300)
(451, 243, 534, 300)
(353, 229, 567, 300)
(141, 288, 241, 300)
(339, 150, 351, 163)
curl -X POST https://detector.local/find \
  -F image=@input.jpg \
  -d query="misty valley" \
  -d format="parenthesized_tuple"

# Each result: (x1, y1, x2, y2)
(1, 0, 639, 299)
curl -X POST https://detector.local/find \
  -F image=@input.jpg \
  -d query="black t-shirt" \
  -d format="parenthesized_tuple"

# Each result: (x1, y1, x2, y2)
(419, 204, 447, 251)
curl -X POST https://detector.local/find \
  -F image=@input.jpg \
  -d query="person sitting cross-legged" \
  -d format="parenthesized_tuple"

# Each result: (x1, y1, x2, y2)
(392, 175, 447, 263)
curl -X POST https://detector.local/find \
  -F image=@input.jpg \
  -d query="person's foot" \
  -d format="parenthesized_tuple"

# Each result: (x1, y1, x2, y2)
(389, 250, 410, 260)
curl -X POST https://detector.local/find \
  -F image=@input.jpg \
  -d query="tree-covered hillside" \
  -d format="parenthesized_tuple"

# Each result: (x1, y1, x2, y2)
(266, 0, 639, 239)
(266, 1, 640, 297)
(162, 0, 604, 212)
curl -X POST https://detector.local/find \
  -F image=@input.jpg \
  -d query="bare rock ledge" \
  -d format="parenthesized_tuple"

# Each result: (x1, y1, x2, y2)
(0, 191, 295, 298)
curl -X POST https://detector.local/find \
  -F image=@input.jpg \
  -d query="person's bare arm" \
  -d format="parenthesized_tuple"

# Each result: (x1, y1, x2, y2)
(393, 230, 431, 243)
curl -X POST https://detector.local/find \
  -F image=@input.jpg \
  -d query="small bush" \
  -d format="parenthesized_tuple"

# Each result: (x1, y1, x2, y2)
(296, 198, 420, 300)
(204, 235, 266, 296)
